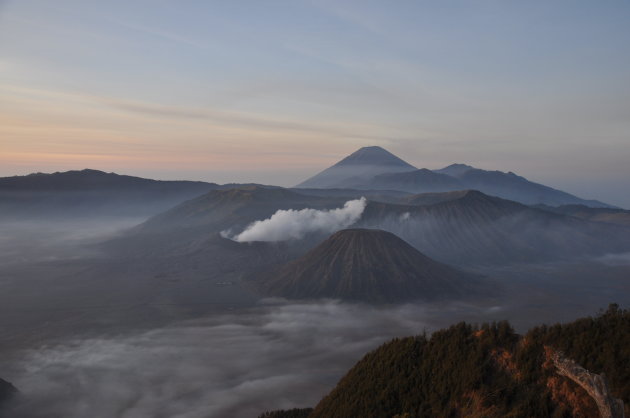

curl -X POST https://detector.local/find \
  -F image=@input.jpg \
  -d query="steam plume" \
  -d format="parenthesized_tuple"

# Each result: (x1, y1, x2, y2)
(229, 198, 366, 242)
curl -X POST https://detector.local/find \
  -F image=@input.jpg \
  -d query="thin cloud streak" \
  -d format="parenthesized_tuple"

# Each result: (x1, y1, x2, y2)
(1, 83, 402, 142)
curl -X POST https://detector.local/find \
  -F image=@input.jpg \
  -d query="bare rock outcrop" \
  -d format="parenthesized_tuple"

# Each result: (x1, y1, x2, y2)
(550, 349, 625, 418)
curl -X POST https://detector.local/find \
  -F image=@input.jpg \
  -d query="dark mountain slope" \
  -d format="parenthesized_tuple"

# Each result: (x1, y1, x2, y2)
(0, 378, 17, 409)
(110, 187, 630, 268)
(433, 162, 474, 177)
(436, 164, 611, 208)
(137, 186, 324, 231)
(363, 168, 463, 193)
(290, 187, 410, 203)
(295, 146, 611, 207)
(358, 190, 630, 265)
(296, 146, 416, 188)
(400, 189, 475, 206)
(260, 229, 479, 303)
(104, 186, 346, 261)
(264, 305, 628, 418)
(536, 204, 630, 226)
(377, 164, 610, 207)
(0, 169, 219, 218)
(459, 168, 609, 207)
(0, 169, 212, 191)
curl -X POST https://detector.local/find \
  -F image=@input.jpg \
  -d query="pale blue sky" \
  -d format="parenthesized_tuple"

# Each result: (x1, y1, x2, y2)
(1, 0, 629, 206)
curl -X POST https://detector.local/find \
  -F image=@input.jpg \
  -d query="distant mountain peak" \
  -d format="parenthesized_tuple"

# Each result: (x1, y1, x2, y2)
(332, 146, 416, 168)
(297, 148, 612, 208)
(78, 168, 109, 175)
(296, 146, 416, 188)
(433, 163, 475, 177)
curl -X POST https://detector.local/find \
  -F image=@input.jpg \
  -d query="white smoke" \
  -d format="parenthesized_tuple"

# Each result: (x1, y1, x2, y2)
(229, 197, 367, 242)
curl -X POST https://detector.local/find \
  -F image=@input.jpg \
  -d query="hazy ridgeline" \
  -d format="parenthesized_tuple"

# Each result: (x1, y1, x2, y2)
(1, 156, 629, 417)
(3, 0, 630, 409)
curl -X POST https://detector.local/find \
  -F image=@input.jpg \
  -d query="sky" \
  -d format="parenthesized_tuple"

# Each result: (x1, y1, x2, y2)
(1, 0, 629, 207)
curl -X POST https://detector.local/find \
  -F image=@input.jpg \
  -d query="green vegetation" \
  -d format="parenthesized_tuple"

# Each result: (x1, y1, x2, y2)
(311, 321, 532, 418)
(263, 304, 629, 418)
(520, 303, 630, 411)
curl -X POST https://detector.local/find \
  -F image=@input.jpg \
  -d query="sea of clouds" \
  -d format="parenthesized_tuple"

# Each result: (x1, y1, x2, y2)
(4, 299, 501, 418)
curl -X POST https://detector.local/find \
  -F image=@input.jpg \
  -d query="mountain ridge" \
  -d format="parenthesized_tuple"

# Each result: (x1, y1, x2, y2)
(0, 169, 215, 191)
(296, 146, 612, 208)
(107, 185, 630, 266)
(0, 170, 289, 219)
(0, 169, 220, 219)
(260, 305, 630, 418)
(358, 190, 630, 264)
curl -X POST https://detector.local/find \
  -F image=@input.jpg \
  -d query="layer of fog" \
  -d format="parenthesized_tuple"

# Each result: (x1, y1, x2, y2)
(3, 199, 629, 418)
(4, 300, 498, 418)
(596, 252, 630, 266)
(0, 218, 144, 265)
(225, 197, 366, 242)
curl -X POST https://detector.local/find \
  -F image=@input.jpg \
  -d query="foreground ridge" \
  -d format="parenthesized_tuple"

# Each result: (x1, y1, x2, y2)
(551, 349, 625, 418)
(261, 304, 630, 418)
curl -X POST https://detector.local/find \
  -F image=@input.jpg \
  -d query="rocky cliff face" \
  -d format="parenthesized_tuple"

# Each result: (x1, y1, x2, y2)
(549, 349, 625, 418)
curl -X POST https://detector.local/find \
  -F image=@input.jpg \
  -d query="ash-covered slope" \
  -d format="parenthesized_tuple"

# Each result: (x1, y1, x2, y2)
(359, 190, 630, 265)
(536, 204, 630, 226)
(366, 168, 464, 193)
(110, 187, 630, 267)
(260, 229, 478, 303)
(104, 186, 341, 258)
(400, 189, 475, 206)
(137, 185, 326, 232)
(296, 146, 416, 188)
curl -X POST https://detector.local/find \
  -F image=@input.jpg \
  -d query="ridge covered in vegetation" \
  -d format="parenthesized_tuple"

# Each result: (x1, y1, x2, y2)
(261, 304, 629, 418)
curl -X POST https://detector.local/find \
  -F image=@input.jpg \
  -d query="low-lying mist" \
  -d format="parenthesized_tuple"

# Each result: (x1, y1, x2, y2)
(596, 252, 630, 266)
(5, 300, 481, 418)
(0, 218, 145, 265)
(3, 201, 630, 418)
